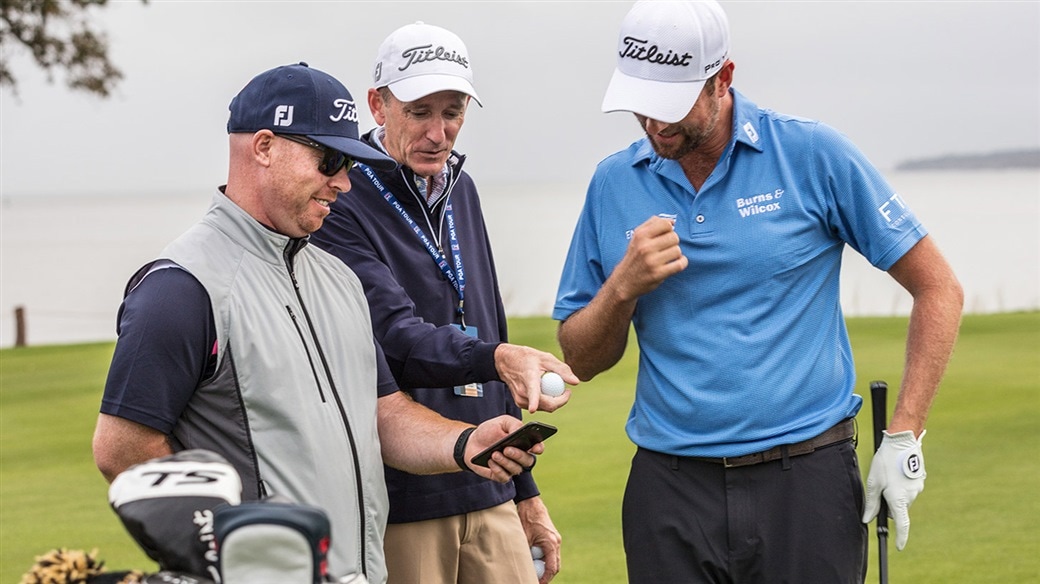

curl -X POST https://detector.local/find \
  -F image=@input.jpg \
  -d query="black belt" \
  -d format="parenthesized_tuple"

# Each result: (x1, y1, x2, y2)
(694, 418, 856, 468)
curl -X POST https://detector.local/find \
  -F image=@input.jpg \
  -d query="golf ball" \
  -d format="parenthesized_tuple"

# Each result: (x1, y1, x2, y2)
(533, 559, 546, 579)
(540, 372, 565, 397)
(531, 546, 546, 579)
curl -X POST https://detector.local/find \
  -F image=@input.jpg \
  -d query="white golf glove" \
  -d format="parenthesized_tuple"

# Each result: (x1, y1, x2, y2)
(862, 429, 927, 551)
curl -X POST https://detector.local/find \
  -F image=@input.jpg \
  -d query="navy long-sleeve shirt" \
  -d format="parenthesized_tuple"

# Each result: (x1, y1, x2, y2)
(311, 134, 538, 523)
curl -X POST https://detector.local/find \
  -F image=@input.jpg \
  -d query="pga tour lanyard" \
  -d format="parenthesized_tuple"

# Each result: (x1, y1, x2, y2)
(358, 163, 467, 327)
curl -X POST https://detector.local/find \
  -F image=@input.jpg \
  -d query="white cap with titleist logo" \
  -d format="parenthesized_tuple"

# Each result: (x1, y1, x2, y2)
(373, 21, 482, 106)
(602, 0, 730, 123)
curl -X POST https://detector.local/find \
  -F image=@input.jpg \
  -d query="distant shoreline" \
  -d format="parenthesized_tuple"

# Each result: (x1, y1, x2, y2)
(896, 148, 1040, 171)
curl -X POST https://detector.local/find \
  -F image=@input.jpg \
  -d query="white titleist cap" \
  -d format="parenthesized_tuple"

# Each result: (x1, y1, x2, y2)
(373, 21, 482, 106)
(602, 0, 730, 123)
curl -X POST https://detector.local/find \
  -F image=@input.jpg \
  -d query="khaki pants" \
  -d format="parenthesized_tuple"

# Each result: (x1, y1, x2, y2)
(384, 501, 538, 584)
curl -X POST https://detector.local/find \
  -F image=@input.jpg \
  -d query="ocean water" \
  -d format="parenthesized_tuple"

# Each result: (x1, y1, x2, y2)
(1, 170, 1037, 348)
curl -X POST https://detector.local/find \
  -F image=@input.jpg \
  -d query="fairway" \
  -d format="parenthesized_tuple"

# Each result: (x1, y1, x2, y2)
(2, 313, 1038, 582)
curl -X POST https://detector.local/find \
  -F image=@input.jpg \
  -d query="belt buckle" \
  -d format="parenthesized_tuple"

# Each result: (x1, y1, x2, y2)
(722, 452, 764, 468)
(722, 454, 753, 468)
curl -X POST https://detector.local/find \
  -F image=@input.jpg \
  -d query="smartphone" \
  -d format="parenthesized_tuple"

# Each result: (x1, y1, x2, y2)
(470, 421, 558, 468)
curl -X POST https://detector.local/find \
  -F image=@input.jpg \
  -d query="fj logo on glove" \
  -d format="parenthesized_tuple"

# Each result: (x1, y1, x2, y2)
(902, 452, 925, 479)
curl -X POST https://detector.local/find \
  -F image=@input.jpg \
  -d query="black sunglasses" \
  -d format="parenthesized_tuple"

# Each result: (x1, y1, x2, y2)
(276, 134, 356, 177)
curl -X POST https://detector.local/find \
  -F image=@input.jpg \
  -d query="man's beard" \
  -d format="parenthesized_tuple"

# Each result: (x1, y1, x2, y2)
(645, 96, 721, 160)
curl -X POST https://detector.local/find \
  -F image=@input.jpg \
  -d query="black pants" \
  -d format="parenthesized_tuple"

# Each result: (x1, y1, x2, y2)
(623, 440, 867, 584)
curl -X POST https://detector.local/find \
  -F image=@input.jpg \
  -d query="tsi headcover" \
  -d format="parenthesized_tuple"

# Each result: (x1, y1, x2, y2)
(108, 450, 242, 580)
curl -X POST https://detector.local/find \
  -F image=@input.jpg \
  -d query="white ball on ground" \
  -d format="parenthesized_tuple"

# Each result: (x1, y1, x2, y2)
(540, 372, 565, 397)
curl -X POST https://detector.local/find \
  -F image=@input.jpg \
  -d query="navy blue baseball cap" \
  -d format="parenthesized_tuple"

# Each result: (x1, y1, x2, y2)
(228, 62, 397, 171)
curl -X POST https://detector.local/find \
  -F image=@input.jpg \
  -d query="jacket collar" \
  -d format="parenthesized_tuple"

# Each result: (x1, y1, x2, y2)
(361, 129, 467, 211)
(211, 186, 308, 266)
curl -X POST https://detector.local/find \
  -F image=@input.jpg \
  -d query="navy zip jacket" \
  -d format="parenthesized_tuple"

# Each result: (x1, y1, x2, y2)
(311, 130, 538, 523)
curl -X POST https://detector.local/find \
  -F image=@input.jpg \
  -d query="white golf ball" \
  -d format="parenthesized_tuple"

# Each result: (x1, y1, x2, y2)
(540, 372, 565, 397)
(533, 559, 546, 580)
(531, 545, 544, 560)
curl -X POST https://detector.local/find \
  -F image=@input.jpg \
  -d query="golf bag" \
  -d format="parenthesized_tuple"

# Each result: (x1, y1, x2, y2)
(24, 450, 348, 583)
(107, 449, 344, 583)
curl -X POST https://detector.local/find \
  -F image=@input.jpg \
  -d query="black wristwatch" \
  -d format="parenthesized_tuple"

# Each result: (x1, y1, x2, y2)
(453, 427, 476, 473)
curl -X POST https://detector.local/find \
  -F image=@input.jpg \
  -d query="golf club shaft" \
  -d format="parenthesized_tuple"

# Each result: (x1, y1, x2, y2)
(870, 380, 890, 584)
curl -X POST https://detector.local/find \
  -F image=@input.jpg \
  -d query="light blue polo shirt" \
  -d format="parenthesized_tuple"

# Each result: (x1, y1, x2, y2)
(553, 89, 926, 457)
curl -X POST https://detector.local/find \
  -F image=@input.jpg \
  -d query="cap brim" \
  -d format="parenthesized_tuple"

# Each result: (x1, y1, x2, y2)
(310, 135, 399, 172)
(601, 68, 705, 124)
(386, 75, 483, 107)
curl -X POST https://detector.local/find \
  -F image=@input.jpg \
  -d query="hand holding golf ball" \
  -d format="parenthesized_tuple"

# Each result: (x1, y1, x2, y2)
(531, 546, 545, 580)
(540, 372, 566, 397)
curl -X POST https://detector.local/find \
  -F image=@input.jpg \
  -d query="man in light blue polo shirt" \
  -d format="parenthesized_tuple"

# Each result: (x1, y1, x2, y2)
(553, 2, 963, 582)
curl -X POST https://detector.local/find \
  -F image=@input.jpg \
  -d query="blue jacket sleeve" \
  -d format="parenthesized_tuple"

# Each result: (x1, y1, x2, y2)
(513, 469, 540, 502)
(311, 201, 501, 389)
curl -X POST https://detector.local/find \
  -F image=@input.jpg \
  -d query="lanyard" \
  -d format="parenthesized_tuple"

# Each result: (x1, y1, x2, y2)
(358, 163, 467, 326)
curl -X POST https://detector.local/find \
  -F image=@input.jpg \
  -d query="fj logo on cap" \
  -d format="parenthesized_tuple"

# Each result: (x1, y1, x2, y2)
(330, 99, 358, 123)
(398, 44, 470, 72)
(274, 105, 294, 127)
(619, 37, 693, 67)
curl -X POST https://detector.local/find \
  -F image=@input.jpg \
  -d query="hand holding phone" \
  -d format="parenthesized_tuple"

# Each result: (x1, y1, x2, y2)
(470, 422, 558, 468)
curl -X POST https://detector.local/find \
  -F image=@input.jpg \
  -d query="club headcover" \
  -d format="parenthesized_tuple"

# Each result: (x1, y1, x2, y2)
(214, 498, 332, 584)
(108, 450, 242, 579)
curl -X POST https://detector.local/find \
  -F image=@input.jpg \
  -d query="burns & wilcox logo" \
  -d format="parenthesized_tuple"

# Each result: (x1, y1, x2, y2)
(736, 189, 784, 219)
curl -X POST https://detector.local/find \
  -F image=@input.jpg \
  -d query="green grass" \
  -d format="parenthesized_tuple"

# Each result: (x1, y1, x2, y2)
(2, 313, 1038, 582)
(0, 343, 154, 579)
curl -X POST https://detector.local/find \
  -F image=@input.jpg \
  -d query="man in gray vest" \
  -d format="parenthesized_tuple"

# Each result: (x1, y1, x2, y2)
(92, 62, 542, 584)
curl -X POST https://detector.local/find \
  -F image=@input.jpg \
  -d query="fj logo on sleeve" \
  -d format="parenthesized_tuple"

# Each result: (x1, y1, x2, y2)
(274, 105, 294, 127)
(877, 193, 911, 227)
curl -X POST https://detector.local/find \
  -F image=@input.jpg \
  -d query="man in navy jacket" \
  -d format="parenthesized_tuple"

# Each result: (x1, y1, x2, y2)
(312, 22, 575, 584)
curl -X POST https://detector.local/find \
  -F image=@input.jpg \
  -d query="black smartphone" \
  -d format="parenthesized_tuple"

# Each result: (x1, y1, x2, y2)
(469, 421, 558, 468)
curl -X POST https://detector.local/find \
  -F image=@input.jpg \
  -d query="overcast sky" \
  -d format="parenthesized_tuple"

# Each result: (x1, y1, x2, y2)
(1, 1, 1038, 198)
